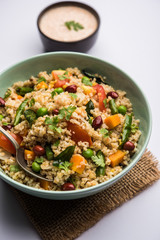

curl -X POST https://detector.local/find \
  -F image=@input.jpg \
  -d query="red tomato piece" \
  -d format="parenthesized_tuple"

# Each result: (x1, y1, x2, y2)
(93, 84, 106, 111)
(0, 132, 23, 155)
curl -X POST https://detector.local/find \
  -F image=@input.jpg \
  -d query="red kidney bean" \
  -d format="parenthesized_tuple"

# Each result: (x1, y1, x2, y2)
(62, 183, 75, 191)
(65, 85, 77, 93)
(0, 97, 5, 107)
(33, 145, 45, 156)
(107, 91, 119, 99)
(123, 141, 135, 151)
(2, 125, 13, 131)
(92, 116, 103, 130)
(52, 109, 59, 115)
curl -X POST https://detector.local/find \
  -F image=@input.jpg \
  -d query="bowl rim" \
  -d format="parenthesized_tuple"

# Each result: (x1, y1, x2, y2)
(37, 1, 100, 44)
(0, 51, 152, 196)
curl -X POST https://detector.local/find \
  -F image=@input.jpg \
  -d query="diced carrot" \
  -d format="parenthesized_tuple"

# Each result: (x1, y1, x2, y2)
(70, 154, 87, 174)
(37, 81, 48, 90)
(82, 86, 96, 95)
(24, 150, 35, 161)
(109, 150, 125, 167)
(105, 114, 121, 129)
(16, 94, 23, 99)
(39, 179, 50, 190)
(67, 122, 92, 146)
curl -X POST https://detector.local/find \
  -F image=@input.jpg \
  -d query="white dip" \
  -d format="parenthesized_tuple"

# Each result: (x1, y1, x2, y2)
(39, 6, 98, 42)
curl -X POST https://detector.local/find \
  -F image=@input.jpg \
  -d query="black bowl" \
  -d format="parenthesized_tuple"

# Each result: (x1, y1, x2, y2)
(37, 1, 100, 52)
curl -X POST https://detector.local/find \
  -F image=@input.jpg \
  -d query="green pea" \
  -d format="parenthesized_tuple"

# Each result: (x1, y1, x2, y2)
(82, 149, 94, 159)
(37, 107, 48, 117)
(45, 145, 54, 160)
(118, 105, 127, 115)
(0, 114, 4, 121)
(54, 88, 64, 94)
(32, 162, 41, 173)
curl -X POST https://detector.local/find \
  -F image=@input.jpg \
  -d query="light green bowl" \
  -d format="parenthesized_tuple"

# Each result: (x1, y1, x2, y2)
(0, 52, 152, 200)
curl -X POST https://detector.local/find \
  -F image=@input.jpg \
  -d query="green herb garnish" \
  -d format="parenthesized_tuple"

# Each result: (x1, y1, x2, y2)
(69, 93, 77, 99)
(58, 106, 76, 121)
(2, 122, 10, 126)
(59, 161, 72, 172)
(45, 116, 62, 133)
(100, 128, 109, 137)
(91, 150, 105, 167)
(65, 21, 84, 31)
(10, 164, 20, 172)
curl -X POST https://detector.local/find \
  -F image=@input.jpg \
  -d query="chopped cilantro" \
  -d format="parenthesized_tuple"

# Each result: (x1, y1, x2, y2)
(69, 93, 77, 99)
(91, 154, 105, 167)
(58, 74, 69, 80)
(65, 21, 84, 31)
(45, 116, 62, 133)
(59, 161, 72, 172)
(100, 128, 109, 137)
(58, 106, 76, 121)
(10, 164, 20, 172)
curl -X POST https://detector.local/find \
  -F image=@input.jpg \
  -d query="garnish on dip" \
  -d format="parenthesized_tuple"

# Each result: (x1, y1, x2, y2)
(65, 21, 84, 31)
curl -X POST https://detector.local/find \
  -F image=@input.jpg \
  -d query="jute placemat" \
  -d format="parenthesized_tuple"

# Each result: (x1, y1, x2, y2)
(12, 150, 160, 240)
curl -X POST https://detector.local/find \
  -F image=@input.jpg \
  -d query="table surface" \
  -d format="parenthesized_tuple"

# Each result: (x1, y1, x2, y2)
(0, 0, 160, 239)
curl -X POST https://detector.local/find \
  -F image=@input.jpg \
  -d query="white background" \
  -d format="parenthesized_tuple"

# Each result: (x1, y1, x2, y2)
(0, 0, 160, 239)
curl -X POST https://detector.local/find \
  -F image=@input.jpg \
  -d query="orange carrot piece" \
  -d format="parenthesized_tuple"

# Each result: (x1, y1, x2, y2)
(16, 94, 23, 99)
(70, 154, 87, 174)
(37, 81, 48, 90)
(67, 122, 92, 146)
(105, 114, 121, 129)
(109, 150, 125, 167)
(24, 150, 35, 161)
(39, 179, 50, 190)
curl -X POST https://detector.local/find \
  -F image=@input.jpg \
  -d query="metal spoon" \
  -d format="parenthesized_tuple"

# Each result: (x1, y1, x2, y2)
(0, 126, 52, 181)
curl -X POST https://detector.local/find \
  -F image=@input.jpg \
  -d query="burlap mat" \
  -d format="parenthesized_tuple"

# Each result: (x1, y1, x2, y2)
(12, 150, 160, 240)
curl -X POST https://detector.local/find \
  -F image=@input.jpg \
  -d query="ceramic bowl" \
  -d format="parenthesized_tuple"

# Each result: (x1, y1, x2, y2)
(37, 1, 100, 52)
(0, 52, 152, 200)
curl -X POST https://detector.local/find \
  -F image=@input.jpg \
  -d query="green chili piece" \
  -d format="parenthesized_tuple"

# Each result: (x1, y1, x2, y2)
(54, 146, 75, 163)
(85, 100, 94, 116)
(24, 109, 37, 125)
(109, 99, 118, 115)
(16, 87, 33, 96)
(96, 166, 105, 177)
(45, 145, 54, 160)
(14, 99, 28, 126)
(119, 114, 132, 148)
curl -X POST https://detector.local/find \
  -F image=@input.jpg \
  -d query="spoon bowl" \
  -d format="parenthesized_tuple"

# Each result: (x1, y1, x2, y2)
(0, 126, 52, 182)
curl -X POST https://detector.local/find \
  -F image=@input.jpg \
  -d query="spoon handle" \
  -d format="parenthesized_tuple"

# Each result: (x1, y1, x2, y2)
(0, 126, 19, 150)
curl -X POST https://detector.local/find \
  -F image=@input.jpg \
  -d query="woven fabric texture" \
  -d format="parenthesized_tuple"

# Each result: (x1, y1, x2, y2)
(12, 150, 160, 240)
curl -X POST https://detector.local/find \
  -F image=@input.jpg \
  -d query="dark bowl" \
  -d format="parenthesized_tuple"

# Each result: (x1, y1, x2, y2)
(37, 1, 100, 52)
